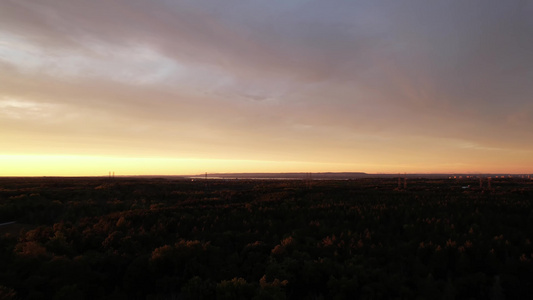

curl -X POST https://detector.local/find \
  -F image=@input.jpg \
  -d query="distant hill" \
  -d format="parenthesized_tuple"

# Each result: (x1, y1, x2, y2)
(189, 172, 368, 180)
(185, 173, 530, 180)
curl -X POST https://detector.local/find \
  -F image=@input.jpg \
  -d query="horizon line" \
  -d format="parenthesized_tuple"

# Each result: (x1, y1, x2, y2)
(2, 171, 532, 179)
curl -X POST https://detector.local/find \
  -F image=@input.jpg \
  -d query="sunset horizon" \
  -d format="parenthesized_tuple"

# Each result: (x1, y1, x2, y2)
(1, 154, 531, 177)
(2, 1, 532, 176)
(2, 2, 532, 296)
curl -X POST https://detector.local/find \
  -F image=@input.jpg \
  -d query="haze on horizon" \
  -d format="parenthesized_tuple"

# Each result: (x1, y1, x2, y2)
(1, 0, 533, 176)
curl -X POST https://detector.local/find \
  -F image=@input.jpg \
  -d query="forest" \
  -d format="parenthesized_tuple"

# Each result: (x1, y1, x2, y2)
(0, 176, 532, 299)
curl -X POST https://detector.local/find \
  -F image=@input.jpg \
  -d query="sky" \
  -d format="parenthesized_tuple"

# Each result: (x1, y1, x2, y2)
(1, 0, 533, 176)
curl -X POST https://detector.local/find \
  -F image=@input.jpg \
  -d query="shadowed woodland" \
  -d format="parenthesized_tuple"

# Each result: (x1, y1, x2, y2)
(1, 177, 532, 299)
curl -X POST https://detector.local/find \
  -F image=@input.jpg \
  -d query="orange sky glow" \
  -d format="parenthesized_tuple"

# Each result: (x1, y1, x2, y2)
(1, 1, 532, 176)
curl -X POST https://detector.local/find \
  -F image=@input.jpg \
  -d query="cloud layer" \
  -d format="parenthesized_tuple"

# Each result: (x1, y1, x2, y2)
(1, 0, 532, 174)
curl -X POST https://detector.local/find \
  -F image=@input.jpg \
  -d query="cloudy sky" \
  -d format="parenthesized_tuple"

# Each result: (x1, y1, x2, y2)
(1, 0, 532, 176)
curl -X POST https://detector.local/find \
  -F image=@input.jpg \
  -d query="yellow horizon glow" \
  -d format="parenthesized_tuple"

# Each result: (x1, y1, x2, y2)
(1, 155, 531, 177)
(0, 155, 356, 176)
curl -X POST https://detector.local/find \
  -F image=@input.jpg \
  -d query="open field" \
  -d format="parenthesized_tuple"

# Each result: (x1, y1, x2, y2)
(1, 177, 532, 299)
